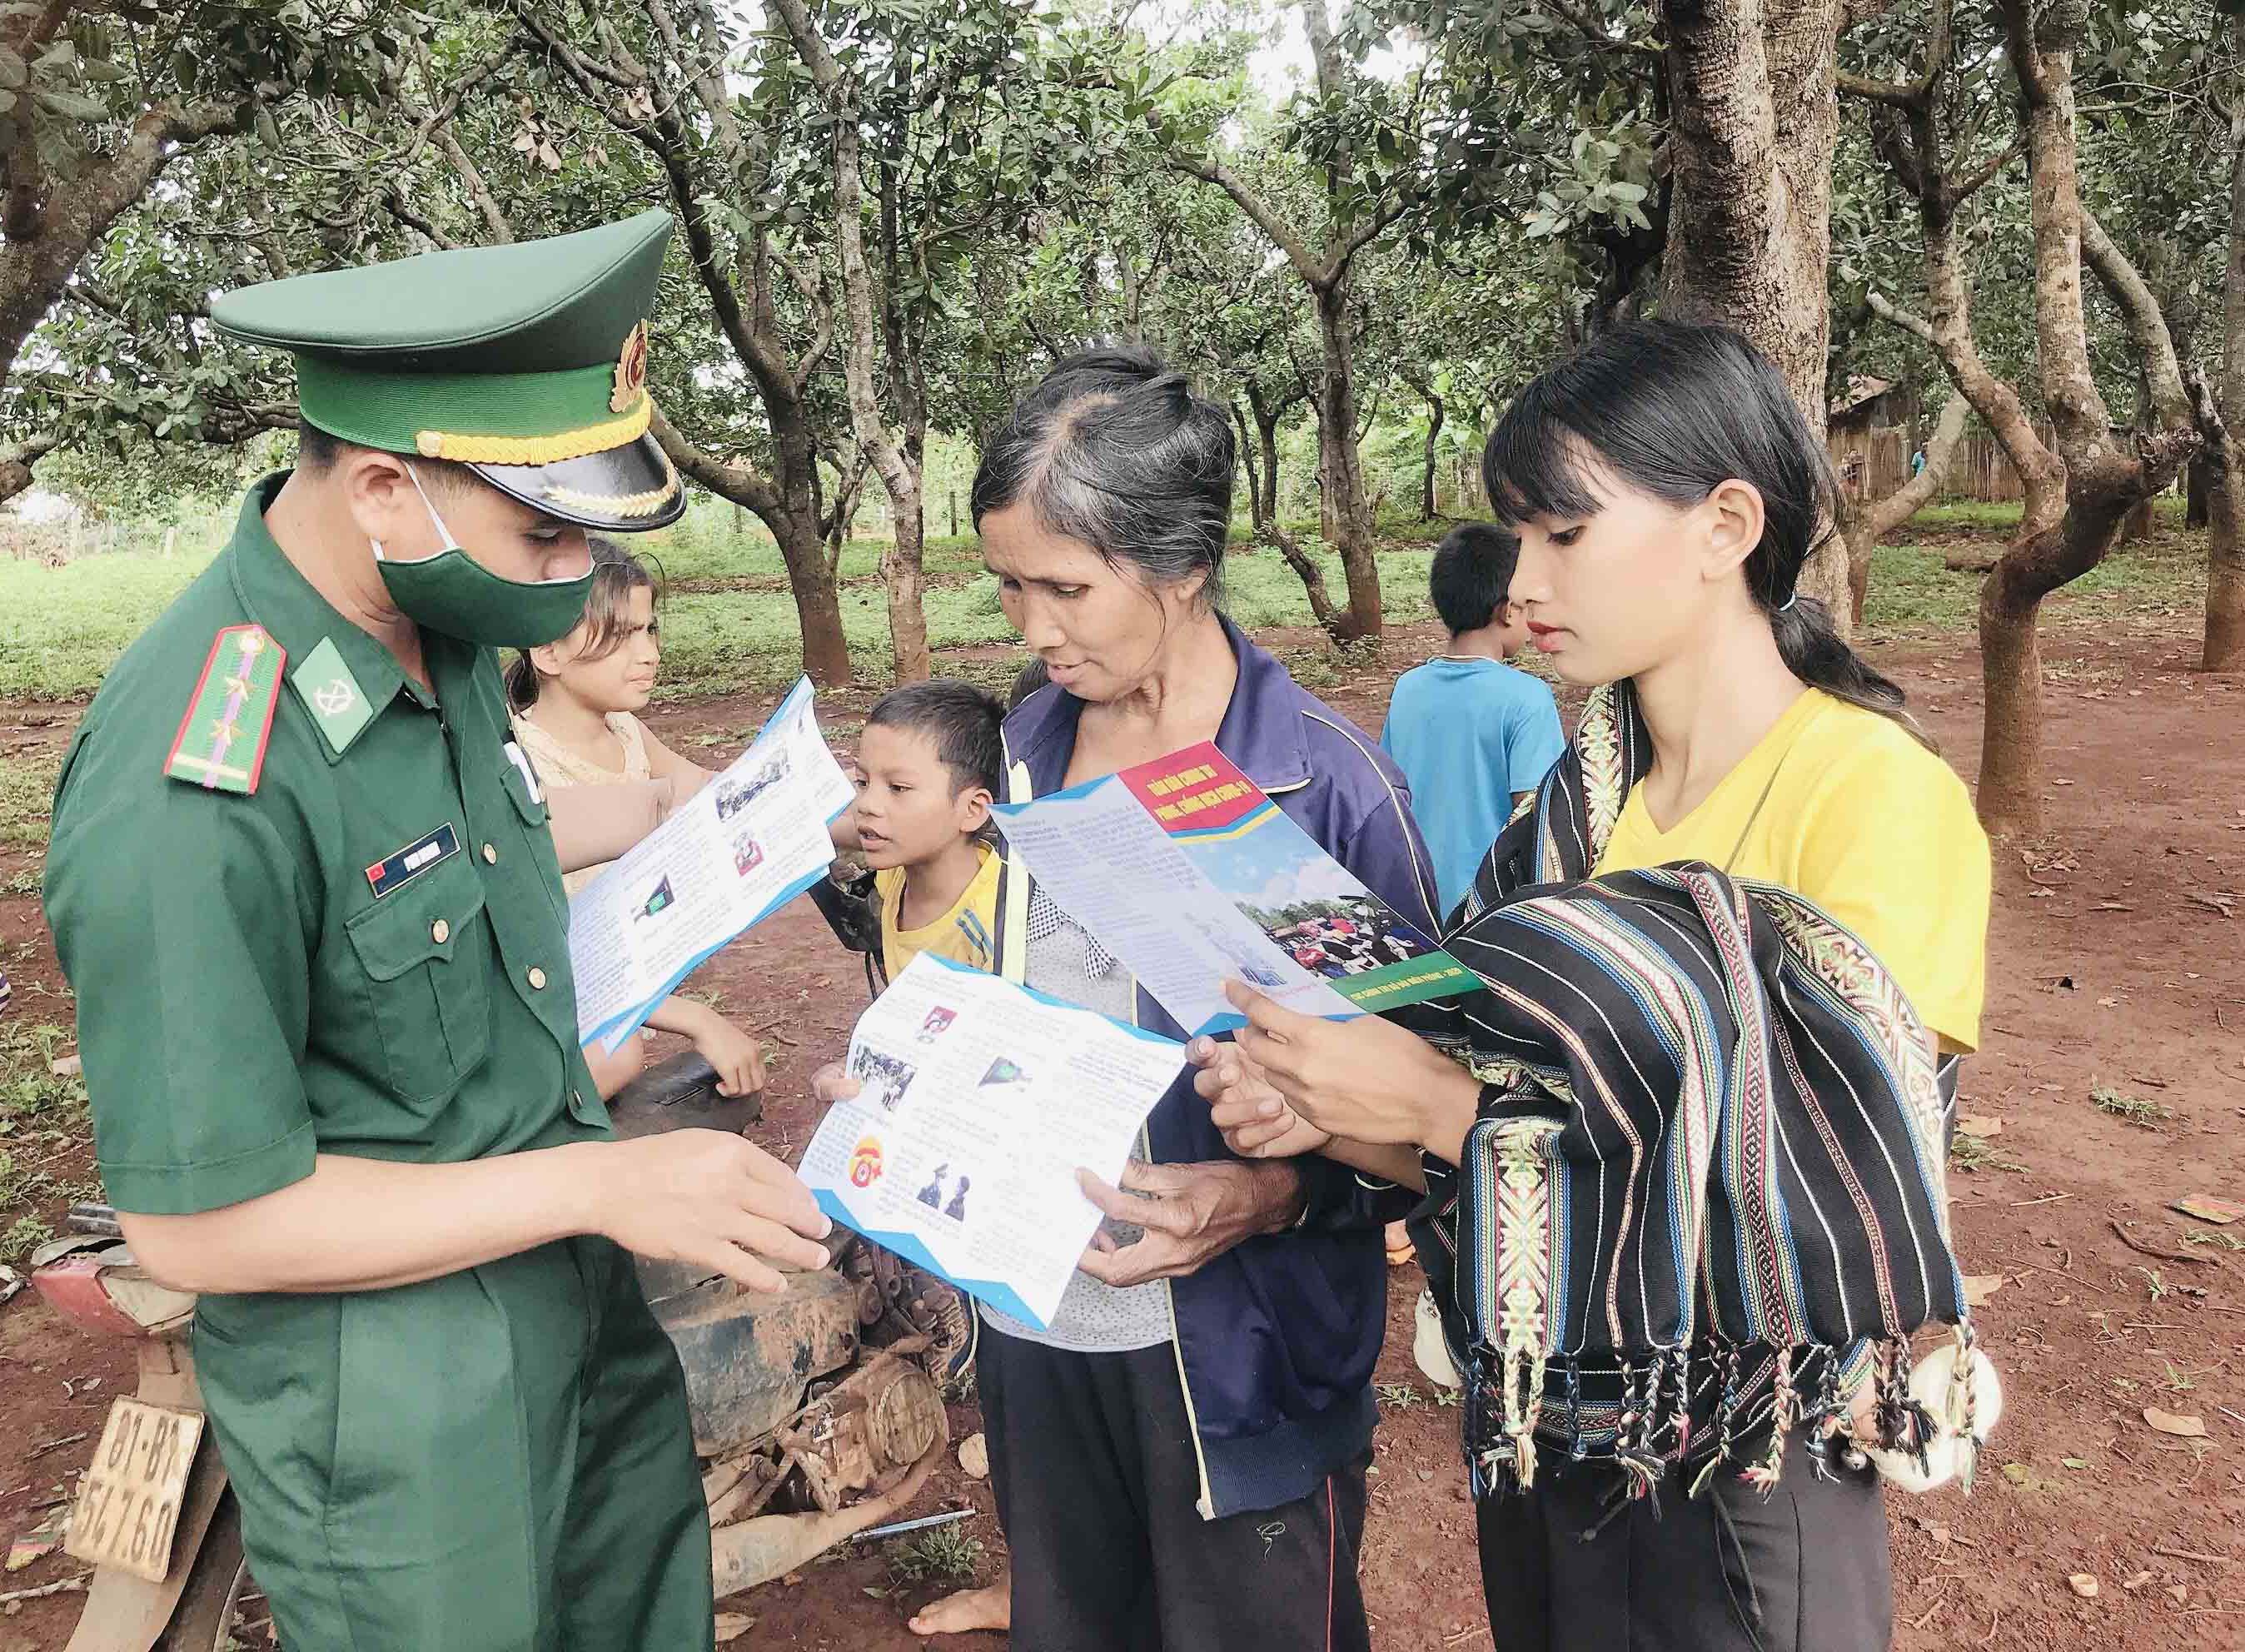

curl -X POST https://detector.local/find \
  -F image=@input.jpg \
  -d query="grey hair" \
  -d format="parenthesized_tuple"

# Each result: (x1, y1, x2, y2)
(971, 343, 1234, 606)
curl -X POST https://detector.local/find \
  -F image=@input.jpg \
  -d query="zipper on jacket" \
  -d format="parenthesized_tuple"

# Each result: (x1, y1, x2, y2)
(1004, 746, 1220, 1517)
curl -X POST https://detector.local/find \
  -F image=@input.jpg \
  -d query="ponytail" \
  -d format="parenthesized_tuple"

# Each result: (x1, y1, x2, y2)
(505, 651, 541, 712)
(1770, 595, 1928, 744)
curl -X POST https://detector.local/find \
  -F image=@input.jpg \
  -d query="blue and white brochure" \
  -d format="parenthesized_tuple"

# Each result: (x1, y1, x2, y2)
(799, 953, 1182, 1330)
(567, 675, 854, 1051)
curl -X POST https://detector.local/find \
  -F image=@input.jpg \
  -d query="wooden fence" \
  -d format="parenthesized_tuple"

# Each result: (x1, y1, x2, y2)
(1829, 425, 2048, 505)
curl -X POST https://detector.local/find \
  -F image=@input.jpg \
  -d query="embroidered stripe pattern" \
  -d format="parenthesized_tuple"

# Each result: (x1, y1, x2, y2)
(1397, 679, 1971, 1492)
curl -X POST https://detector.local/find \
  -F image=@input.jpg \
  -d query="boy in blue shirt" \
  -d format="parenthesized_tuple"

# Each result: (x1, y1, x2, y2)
(1381, 522, 1566, 921)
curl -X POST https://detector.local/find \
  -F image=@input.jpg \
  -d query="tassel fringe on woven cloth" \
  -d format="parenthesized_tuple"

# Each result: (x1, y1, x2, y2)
(1459, 1328, 1987, 1500)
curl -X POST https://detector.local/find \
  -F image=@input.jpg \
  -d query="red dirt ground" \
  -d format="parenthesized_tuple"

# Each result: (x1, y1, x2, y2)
(2, 609, 2241, 1650)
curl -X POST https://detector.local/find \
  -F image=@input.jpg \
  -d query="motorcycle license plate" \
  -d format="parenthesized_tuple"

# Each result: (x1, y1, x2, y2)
(63, 1396, 205, 1582)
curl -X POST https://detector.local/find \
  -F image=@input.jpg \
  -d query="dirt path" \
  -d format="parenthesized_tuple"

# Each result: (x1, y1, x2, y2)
(1, 619, 2240, 1650)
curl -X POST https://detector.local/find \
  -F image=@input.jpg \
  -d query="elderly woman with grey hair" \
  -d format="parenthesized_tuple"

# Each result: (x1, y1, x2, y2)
(876, 345, 1441, 1650)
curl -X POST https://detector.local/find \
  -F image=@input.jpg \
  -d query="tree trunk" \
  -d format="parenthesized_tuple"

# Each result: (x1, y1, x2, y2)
(1842, 391, 1971, 624)
(1658, 0, 1846, 610)
(773, 0, 928, 682)
(1238, 391, 1339, 632)
(654, 401, 853, 686)
(1974, 552, 2048, 841)
(1232, 403, 1267, 530)
(778, 514, 854, 686)
(2187, 450, 2211, 528)
(1313, 281, 1381, 640)
(1420, 391, 1445, 521)
(1974, 2, 2195, 828)
(2203, 425, 2245, 670)
(2118, 495, 2155, 545)
(2209, 21, 2245, 671)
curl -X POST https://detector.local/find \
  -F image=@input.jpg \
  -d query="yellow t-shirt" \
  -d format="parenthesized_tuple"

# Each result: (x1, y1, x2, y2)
(1591, 689, 1991, 1052)
(875, 845, 1001, 980)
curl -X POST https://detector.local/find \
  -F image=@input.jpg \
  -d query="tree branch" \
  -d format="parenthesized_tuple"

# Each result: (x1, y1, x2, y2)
(650, 404, 779, 520)
(1539, 0, 1663, 57)
(381, 187, 462, 250)
(1171, 150, 1332, 287)
(1835, 69, 1921, 108)
(1949, 133, 2025, 207)
(0, 431, 58, 505)
(2080, 206, 2192, 435)
(1864, 391, 1971, 538)
(1864, 285, 1937, 346)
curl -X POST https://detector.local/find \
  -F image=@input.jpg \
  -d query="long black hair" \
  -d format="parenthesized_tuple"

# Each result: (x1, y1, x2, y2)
(971, 343, 1234, 606)
(1482, 320, 1917, 734)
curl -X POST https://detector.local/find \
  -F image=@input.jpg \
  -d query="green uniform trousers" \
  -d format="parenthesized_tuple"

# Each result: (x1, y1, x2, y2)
(192, 1236, 714, 1651)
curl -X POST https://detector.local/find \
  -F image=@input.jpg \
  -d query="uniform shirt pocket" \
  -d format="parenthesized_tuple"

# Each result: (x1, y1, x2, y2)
(344, 855, 493, 1105)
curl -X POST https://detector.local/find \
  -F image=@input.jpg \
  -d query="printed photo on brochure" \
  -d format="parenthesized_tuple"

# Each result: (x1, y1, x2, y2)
(993, 740, 1476, 1037)
(567, 676, 855, 1050)
(796, 954, 1182, 1331)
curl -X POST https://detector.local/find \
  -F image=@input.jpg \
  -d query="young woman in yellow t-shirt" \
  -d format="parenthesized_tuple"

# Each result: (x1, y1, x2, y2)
(1193, 321, 1991, 1651)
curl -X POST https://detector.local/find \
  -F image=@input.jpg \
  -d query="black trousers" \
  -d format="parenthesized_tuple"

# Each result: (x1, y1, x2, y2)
(979, 1326, 1372, 1652)
(1476, 1434, 1893, 1652)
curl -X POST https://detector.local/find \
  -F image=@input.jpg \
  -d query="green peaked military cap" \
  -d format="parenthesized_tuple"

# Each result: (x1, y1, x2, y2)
(210, 209, 685, 531)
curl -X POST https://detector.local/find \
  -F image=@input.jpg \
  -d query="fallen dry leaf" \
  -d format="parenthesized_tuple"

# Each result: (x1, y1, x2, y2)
(2172, 1194, 2242, 1227)
(1962, 1274, 2005, 1306)
(714, 1614, 754, 1643)
(2121, 1571, 2153, 1591)
(2067, 1573, 2099, 1599)
(5, 1511, 64, 1573)
(958, 1431, 989, 1480)
(1957, 1115, 2004, 1139)
(47, 1054, 80, 1080)
(2168, 1584, 2188, 1604)
(2143, 1407, 2208, 1438)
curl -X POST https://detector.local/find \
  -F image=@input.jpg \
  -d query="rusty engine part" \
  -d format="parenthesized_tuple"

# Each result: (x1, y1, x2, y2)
(600, 1047, 960, 1598)
(779, 1345, 948, 1514)
(846, 1244, 974, 1375)
(661, 1266, 860, 1458)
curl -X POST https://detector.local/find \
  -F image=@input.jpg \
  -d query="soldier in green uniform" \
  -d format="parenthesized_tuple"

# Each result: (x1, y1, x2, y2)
(42, 211, 833, 1650)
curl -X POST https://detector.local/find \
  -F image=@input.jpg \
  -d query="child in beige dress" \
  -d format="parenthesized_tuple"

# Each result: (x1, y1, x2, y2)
(509, 540, 767, 1102)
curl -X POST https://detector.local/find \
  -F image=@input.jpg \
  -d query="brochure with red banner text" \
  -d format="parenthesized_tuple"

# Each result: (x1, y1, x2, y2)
(993, 740, 1476, 1038)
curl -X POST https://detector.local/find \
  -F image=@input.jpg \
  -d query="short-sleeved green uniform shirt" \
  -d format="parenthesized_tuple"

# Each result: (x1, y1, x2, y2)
(44, 475, 714, 1651)
(48, 473, 608, 1205)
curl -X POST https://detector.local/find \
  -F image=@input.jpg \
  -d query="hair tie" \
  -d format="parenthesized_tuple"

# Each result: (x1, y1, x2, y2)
(1775, 590, 1800, 614)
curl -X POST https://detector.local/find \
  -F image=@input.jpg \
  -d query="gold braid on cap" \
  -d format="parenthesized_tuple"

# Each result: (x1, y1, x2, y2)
(415, 393, 652, 465)
(540, 446, 681, 520)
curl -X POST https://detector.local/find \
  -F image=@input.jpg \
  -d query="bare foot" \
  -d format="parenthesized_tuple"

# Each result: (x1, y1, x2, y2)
(908, 1579, 1011, 1637)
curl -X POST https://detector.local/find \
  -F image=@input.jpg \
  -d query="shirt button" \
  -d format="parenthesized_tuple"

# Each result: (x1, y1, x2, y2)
(482, 843, 497, 864)
(431, 918, 450, 945)
(527, 966, 548, 990)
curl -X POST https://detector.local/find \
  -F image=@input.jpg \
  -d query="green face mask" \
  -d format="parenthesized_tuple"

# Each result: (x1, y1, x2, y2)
(372, 467, 595, 648)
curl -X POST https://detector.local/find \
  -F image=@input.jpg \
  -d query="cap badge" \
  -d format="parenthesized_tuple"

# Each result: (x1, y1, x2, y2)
(611, 321, 650, 414)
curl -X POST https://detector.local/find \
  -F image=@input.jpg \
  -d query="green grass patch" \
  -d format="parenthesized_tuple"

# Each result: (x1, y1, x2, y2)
(1949, 1128, 2026, 1174)
(0, 548, 217, 699)
(0, 1018, 90, 1265)
(1909, 500, 2025, 531)
(884, 1523, 984, 1587)
(651, 530, 1443, 698)
(0, 496, 2204, 704)
(1859, 526, 2206, 641)
(2089, 1082, 2173, 1128)
(0, 752, 60, 848)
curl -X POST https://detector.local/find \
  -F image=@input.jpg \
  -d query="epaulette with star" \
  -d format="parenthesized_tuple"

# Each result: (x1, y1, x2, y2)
(163, 624, 286, 794)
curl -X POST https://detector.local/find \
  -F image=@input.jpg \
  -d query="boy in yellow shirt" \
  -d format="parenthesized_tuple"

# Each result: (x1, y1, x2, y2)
(840, 680, 1004, 980)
